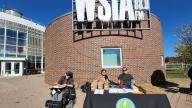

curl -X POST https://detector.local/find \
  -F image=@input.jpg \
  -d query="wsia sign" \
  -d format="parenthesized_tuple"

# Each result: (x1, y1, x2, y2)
(75, 0, 150, 22)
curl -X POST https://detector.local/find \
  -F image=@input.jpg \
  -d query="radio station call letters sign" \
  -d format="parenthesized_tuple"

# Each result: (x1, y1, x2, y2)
(73, 0, 151, 31)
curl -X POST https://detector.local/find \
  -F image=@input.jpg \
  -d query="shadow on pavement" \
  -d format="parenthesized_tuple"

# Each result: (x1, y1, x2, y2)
(179, 87, 192, 95)
(155, 81, 192, 95)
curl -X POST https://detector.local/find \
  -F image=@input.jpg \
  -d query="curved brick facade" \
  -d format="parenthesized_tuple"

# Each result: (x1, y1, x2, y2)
(45, 13, 165, 85)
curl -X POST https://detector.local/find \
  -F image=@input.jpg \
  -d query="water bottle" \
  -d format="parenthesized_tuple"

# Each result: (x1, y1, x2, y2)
(131, 79, 134, 89)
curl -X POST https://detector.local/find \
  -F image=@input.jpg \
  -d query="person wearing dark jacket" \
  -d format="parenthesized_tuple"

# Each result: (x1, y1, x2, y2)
(52, 71, 74, 101)
(118, 67, 134, 88)
(58, 71, 74, 87)
(188, 67, 192, 91)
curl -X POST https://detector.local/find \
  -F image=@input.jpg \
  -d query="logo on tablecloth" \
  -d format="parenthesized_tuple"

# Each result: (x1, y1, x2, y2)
(116, 98, 136, 108)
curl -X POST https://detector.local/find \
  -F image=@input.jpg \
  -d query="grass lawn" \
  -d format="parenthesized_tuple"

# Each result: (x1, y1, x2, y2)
(166, 69, 188, 78)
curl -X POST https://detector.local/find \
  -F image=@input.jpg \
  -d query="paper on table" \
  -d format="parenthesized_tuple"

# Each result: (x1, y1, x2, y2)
(109, 88, 118, 93)
(109, 88, 134, 94)
(94, 89, 104, 94)
(121, 89, 134, 93)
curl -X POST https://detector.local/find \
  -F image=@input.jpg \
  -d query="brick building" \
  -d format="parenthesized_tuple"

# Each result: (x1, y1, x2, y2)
(45, 12, 165, 85)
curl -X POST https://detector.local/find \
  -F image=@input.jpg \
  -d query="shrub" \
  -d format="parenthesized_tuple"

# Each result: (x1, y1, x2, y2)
(151, 70, 166, 86)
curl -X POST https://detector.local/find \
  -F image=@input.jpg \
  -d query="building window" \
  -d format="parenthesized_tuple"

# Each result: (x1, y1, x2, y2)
(6, 29, 17, 38)
(0, 28, 5, 45)
(0, 45, 4, 57)
(6, 45, 16, 54)
(18, 32, 27, 39)
(101, 48, 122, 68)
(0, 36, 4, 44)
(6, 37, 16, 45)
(0, 28, 5, 35)
(5, 54, 16, 57)
(18, 39, 26, 46)
(17, 46, 26, 55)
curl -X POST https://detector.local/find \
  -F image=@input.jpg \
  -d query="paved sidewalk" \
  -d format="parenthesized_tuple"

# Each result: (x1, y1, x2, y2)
(165, 78, 192, 108)
(0, 75, 191, 108)
(0, 74, 85, 108)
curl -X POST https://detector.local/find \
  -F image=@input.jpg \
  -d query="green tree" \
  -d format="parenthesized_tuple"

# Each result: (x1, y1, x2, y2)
(175, 45, 191, 63)
(176, 24, 192, 63)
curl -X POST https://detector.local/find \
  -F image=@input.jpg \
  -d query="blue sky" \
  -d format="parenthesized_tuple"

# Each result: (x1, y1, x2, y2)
(0, 0, 192, 57)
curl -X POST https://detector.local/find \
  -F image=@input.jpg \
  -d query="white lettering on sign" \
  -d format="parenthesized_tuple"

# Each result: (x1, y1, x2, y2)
(111, 0, 118, 21)
(98, 0, 111, 21)
(75, 0, 150, 22)
(75, 0, 95, 21)
(119, 0, 135, 21)
(143, 0, 150, 9)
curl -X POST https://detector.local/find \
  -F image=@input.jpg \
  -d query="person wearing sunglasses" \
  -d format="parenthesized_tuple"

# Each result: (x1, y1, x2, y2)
(118, 67, 134, 88)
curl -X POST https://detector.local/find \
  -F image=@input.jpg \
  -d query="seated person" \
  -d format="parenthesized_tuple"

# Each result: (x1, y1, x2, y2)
(52, 71, 74, 101)
(97, 69, 117, 85)
(118, 67, 134, 88)
(98, 69, 109, 82)
(57, 71, 74, 87)
(95, 69, 110, 89)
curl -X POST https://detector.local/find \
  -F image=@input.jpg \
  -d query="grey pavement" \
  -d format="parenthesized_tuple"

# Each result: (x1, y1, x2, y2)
(0, 75, 192, 108)
(0, 74, 85, 108)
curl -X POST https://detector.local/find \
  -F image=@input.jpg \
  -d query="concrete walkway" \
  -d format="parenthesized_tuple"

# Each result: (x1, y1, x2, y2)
(0, 75, 85, 108)
(165, 78, 192, 108)
(0, 75, 191, 108)
(0, 75, 50, 108)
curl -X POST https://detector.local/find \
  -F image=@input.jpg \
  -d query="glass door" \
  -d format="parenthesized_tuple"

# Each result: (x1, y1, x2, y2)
(14, 62, 20, 75)
(3, 62, 23, 77)
(0, 61, 2, 76)
(5, 62, 11, 76)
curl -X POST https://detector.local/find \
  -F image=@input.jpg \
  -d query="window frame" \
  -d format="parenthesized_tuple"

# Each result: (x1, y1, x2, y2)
(101, 48, 122, 69)
(161, 56, 164, 66)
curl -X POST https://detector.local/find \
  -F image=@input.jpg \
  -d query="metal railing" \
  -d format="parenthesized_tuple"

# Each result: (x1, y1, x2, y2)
(166, 63, 192, 70)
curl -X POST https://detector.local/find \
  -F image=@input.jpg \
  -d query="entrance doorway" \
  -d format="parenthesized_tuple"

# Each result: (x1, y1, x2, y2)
(1, 62, 23, 77)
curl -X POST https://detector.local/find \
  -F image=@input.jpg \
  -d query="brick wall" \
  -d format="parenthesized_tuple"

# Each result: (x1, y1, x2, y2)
(45, 13, 165, 85)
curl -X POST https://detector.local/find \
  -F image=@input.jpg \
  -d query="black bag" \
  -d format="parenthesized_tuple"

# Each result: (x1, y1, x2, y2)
(45, 100, 63, 108)
(81, 82, 91, 93)
(67, 87, 76, 100)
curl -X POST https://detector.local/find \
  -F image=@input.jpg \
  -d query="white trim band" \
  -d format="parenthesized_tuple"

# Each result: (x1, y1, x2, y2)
(0, 12, 45, 31)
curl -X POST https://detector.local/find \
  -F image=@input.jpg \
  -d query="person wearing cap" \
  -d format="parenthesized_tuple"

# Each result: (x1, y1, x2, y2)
(118, 67, 134, 88)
